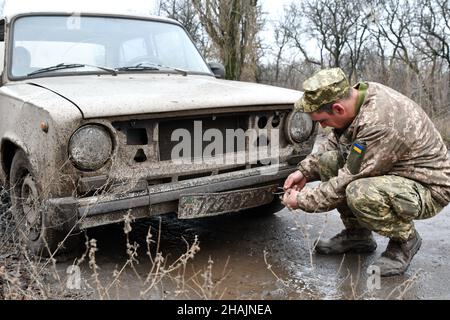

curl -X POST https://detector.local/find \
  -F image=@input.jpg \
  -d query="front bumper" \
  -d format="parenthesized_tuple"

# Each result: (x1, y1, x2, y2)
(47, 163, 297, 229)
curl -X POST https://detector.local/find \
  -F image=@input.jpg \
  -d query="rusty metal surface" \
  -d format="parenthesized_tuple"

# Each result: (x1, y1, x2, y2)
(75, 164, 297, 219)
(43, 164, 297, 230)
(178, 185, 277, 219)
(77, 202, 179, 230)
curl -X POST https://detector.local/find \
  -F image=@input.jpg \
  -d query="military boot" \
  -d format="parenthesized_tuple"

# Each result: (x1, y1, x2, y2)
(314, 228, 377, 254)
(370, 231, 422, 277)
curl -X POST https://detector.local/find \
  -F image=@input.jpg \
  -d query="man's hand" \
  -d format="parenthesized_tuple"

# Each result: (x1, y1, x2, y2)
(282, 189, 300, 210)
(283, 170, 307, 191)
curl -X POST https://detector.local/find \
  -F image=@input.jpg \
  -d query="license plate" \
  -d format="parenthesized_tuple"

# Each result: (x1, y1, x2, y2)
(178, 185, 277, 219)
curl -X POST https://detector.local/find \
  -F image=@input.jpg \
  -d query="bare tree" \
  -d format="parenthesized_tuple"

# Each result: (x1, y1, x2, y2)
(376, 0, 420, 74)
(258, 0, 449, 132)
(366, 0, 449, 115)
(415, 0, 450, 112)
(192, 0, 262, 81)
(279, 0, 372, 82)
(416, 0, 450, 68)
(279, 2, 322, 67)
(272, 21, 290, 84)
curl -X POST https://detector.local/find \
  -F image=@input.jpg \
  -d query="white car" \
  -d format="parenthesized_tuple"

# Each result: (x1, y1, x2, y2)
(0, 8, 316, 255)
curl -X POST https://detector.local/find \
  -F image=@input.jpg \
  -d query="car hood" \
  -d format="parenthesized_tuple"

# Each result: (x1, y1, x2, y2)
(27, 74, 302, 119)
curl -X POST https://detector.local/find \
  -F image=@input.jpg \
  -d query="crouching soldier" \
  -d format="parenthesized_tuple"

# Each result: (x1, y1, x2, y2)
(283, 68, 450, 276)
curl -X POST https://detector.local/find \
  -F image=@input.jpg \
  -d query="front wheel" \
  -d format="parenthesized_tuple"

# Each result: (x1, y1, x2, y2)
(10, 150, 61, 256)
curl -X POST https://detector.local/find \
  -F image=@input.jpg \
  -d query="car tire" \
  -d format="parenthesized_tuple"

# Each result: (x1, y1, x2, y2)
(10, 150, 63, 256)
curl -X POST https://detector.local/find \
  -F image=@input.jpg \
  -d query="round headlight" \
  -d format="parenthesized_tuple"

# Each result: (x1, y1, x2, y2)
(285, 111, 314, 144)
(69, 125, 113, 171)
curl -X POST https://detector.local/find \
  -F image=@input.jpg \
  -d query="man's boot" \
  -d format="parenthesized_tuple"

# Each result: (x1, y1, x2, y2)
(370, 231, 422, 277)
(314, 228, 377, 254)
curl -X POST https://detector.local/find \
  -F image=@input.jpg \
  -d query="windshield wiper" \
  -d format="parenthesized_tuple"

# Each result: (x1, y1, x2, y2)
(27, 63, 118, 77)
(116, 63, 160, 72)
(28, 63, 84, 76)
(117, 62, 188, 76)
(154, 63, 188, 76)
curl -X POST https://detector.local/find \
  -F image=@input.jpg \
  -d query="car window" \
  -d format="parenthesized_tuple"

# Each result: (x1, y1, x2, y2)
(10, 15, 212, 78)
(120, 38, 148, 64)
(13, 41, 106, 76)
(153, 29, 190, 70)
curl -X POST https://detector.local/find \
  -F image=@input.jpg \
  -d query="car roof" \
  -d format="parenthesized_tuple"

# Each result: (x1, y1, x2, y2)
(0, 1, 179, 25)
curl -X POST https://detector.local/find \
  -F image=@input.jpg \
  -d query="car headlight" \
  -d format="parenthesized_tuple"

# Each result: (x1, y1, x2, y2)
(285, 111, 314, 144)
(68, 125, 113, 171)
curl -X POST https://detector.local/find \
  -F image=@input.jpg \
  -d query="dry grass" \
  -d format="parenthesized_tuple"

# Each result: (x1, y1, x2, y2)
(0, 219, 229, 300)
(0, 157, 233, 300)
(0, 196, 229, 300)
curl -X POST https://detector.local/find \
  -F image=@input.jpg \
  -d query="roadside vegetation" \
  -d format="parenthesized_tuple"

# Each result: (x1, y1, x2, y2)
(0, 201, 229, 300)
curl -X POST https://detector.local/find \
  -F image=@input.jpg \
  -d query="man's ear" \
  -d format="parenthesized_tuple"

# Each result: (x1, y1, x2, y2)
(332, 103, 345, 115)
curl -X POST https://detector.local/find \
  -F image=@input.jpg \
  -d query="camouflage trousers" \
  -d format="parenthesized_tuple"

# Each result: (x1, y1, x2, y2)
(319, 151, 443, 241)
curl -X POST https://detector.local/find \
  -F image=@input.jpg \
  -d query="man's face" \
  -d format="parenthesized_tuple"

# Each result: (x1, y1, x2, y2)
(309, 109, 346, 129)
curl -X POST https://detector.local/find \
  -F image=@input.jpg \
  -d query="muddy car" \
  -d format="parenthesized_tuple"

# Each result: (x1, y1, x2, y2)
(0, 9, 316, 255)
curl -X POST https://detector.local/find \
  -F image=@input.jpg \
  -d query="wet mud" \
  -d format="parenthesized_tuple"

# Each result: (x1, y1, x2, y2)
(56, 201, 450, 300)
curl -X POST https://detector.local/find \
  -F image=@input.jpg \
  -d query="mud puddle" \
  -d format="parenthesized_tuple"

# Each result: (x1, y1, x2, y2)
(53, 201, 450, 300)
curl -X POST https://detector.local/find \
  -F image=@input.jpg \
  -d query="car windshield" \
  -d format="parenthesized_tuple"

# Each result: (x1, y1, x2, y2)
(10, 15, 212, 78)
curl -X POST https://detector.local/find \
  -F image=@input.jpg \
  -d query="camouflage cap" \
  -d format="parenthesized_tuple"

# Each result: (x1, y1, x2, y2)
(294, 68, 350, 113)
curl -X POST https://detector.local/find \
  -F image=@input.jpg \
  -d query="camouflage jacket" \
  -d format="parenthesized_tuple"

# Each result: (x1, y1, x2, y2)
(296, 82, 450, 212)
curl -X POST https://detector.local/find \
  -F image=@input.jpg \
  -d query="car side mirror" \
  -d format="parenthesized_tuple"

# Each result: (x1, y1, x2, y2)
(208, 62, 225, 79)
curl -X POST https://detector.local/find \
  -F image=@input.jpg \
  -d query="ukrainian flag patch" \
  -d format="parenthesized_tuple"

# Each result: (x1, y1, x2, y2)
(347, 141, 366, 174)
(353, 143, 364, 154)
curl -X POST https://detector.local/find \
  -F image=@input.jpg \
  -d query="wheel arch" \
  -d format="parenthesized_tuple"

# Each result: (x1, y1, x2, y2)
(1, 138, 29, 186)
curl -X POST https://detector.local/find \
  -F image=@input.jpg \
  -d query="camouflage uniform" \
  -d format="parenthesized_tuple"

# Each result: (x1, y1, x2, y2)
(295, 68, 450, 241)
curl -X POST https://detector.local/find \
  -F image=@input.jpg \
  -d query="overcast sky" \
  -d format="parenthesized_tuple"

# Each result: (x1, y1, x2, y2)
(2, 0, 291, 17)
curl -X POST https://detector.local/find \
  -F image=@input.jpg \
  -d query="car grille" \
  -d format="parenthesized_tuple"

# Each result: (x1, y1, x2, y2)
(112, 110, 290, 166)
(158, 114, 249, 161)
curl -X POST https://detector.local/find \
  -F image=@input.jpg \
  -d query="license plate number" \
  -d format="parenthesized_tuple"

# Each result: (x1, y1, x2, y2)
(178, 185, 277, 219)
